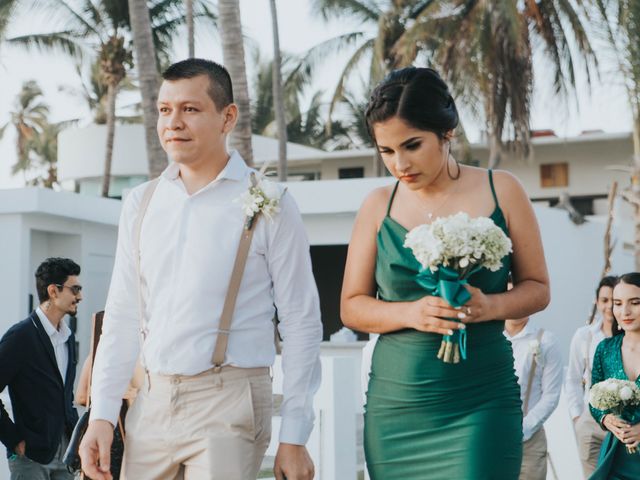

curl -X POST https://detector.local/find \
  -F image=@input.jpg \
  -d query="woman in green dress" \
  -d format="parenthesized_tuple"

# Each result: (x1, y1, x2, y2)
(589, 273, 640, 480)
(341, 67, 550, 479)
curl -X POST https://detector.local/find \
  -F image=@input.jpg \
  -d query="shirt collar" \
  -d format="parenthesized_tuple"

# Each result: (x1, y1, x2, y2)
(504, 321, 536, 341)
(160, 150, 249, 184)
(589, 315, 604, 334)
(35, 307, 71, 342)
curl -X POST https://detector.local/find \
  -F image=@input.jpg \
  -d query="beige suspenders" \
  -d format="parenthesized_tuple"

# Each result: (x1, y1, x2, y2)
(523, 328, 545, 414)
(132, 174, 262, 377)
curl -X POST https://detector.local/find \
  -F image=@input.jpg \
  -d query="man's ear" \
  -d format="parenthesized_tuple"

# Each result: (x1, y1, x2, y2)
(47, 284, 59, 300)
(222, 104, 239, 134)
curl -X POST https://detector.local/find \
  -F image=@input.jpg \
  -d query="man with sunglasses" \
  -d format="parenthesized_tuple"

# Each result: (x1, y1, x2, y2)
(0, 257, 82, 480)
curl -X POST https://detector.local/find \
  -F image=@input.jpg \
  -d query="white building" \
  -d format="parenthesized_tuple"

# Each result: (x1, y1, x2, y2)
(58, 125, 634, 218)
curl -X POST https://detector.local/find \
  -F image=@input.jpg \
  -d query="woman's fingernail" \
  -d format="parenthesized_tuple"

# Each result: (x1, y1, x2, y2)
(458, 323, 466, 329)
(457, 312, 466, 319)
(454, 306, 462, 310)
(447, 330, 454, 335)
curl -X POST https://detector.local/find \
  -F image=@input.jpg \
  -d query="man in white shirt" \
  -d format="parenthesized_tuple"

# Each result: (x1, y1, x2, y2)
(0, 257, 82, 480)
(504, 316, 563, 480)
(79, 59, 322, 480)
(564, 275, 616, 477)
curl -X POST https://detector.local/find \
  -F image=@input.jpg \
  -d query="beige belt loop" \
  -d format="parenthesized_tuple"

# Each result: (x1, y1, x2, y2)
(133, 178, 161, 388)
(524, 328, 545, 414)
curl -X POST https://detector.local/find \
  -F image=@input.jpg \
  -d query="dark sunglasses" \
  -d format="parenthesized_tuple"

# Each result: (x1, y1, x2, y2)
(55, 284, 83, 295)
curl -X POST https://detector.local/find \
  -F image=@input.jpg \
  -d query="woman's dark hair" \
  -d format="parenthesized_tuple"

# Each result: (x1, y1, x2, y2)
(365, 67, 459, 142)
(611, 272, 640, 336)
(35, 257, 81, 303)
(596, 275, 618, 298)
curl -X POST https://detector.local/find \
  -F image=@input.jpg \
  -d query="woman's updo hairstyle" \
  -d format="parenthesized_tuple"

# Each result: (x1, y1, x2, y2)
(365, 67, 459, 142)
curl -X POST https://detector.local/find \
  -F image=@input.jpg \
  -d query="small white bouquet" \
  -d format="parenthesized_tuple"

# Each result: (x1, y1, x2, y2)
(590, 379, 640, 453)
(237, 173, 284, 227)
(404, 212, 512, 363)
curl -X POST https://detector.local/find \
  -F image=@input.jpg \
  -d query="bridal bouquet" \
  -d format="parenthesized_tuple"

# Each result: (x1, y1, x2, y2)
(404, 212, 512, 363)
(590, 379, 640, 453)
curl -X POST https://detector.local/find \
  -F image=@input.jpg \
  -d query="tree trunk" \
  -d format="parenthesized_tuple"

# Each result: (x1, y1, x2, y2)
(218, 0, 254, 165)
(270, 0, 287, 180)
(187, 0, 195, 58)
(127, 0, 167, 179)
(487, 130, 502, 169)
(633, 114, 640, 270)
(101, 82, 117, 197)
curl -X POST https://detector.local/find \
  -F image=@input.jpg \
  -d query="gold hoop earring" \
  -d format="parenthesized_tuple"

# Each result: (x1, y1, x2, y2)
(446, 142, 460, 180)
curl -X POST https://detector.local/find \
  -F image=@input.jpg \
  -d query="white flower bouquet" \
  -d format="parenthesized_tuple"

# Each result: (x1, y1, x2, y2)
(404, 212, 512, 363)
(237, 174, 284, 227)
(590, 378, 640, 453)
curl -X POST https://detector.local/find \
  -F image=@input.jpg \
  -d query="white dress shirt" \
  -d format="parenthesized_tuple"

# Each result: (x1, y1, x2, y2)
(91, 152, 323, 445)
(504, 323, 563, 441)
(35, 307, 71, 383)
(564, 316, 607, 419)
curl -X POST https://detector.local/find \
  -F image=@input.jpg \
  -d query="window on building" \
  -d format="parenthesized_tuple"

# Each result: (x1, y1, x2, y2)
(540, 163, 569, 188)
(339, 167, 365, 179)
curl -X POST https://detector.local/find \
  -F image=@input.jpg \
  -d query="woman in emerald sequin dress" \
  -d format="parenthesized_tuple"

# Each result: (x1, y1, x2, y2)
(589, 273, 640, 480)
(340, 67, 550, 479)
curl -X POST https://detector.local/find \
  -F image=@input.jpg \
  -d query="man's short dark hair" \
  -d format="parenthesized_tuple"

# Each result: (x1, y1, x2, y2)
(162, 58, 234, 111)
(35, 257, 81, 303)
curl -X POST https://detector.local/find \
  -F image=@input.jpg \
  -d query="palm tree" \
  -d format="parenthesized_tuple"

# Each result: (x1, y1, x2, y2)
(269, 0, 287, 180)
(308, 1, 596, 169)
(594, 1, 640, 268)
(218, 0, 254, 164)
(24, 119, 76, 188)
(5, 0, 215, 193)
(303, 1, 441, 122)
(187, 0, 194, 56)
(250, 55, 357, 151)
(0, 80, 49, 183)
(59, 59, 139, 124)
(402, 0, 597, 168)
(127, 0, 166, 181)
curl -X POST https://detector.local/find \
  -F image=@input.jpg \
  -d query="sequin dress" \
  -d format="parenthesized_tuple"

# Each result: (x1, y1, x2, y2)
(589, 334, 640, 480)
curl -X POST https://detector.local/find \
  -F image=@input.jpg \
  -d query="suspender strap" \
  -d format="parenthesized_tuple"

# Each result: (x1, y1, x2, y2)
(524, 328, 545, 414)
(212, 172, 261, 370)
(132, 174, 262, 375)
(211, 215, 260, 370)
(133, 179, 161, 356)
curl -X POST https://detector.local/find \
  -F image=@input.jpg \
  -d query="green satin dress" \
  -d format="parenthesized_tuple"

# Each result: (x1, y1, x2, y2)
(364, 171, 523, 479)
(589, 334, 640, 480)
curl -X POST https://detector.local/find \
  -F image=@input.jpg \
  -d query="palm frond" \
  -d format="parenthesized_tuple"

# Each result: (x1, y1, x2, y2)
(311, 0, 382, 23)
(7, 31, 85, 59)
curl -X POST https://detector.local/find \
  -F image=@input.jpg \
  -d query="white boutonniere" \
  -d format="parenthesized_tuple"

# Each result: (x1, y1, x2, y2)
(237, 173, 284, 222)
(529, 339, 543, 366)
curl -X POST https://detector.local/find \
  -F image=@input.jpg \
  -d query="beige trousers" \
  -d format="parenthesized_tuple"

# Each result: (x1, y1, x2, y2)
(519, 427, 547, 480)
(121, 366, 272, 480)
(574, 409, 606, 479)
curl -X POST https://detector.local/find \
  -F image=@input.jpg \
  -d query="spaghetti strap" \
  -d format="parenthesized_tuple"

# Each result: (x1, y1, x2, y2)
(488, 170, 500, 209)
(386, 181, 400, 216)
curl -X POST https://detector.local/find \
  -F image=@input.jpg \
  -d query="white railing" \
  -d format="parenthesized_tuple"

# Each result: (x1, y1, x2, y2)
(263, 354, 359, 480)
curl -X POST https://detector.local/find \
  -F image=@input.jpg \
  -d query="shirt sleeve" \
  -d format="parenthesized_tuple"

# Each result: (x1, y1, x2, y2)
(522, 332, 563, 441)
(564, 328, 588, 419)
(266, 193, 322, 445)
(90, 187, 145, 426)
(589, 340, 608, 426)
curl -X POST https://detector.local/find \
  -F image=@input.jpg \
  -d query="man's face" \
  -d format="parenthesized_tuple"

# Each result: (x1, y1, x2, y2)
(51, 275, 82, 316)
(156, 75, 233, 165)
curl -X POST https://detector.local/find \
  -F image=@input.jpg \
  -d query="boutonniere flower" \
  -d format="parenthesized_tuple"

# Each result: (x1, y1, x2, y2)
(529, 339, 543, 366)
(237, 174, 284, 222)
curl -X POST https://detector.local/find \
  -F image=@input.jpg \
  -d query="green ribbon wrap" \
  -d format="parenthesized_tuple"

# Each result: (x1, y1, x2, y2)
(416, 265, 478, 363)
